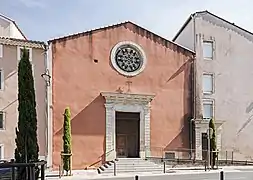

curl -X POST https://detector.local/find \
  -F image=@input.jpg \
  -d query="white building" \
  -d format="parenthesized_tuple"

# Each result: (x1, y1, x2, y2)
(0, 14, 26, 39)
(173, 11, 253, 161)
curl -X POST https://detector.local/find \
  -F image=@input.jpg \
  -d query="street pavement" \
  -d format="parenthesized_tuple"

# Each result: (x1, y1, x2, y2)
(93, 171, 253, 180)
(47, 170, 253, 180)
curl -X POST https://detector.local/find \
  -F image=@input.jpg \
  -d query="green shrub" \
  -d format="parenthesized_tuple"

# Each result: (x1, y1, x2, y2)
(15, 48, 39, 179)
(209, 118, 217, 168)
(63, 107, 72, 173)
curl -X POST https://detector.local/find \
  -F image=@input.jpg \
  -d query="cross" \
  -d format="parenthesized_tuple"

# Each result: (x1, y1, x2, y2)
(126, 80, 132, 92)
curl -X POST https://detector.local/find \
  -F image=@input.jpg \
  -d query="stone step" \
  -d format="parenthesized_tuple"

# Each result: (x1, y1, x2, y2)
(101, 168, 163, 174)
(98, 158, 165, 174)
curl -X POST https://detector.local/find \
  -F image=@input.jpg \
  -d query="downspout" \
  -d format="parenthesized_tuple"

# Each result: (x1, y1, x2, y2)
(191, 13, 197, 159)
(43, 43, 49, 164)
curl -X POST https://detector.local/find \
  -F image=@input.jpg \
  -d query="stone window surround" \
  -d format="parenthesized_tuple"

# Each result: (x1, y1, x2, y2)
(203, 98, 215, 120)
(0, 44, 3, 58)
(0, 111, 5, 130)
(202, 72, 215, 95)
(0, 144, 4, 159)
(0, 69, 4, 91)
(202, 36, 215, 61)
(110, 41, 147, 77)
(17, 46, 32, 62)
(101, 92, 155, 161)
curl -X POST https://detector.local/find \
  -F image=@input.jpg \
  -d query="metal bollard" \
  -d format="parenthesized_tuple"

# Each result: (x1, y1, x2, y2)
(10, 159, 15, 180)
(114, 161, 116, 176)
(135, 175, 139, 180)
(220, 170, 224, 180)
(205, 160, 207, 171)
(163, 161, 166, 173)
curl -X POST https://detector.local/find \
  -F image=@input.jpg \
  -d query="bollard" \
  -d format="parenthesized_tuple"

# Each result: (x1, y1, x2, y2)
(135, 175, 139, 180)
(205, 160, 207, 171)
(10, 159, 15, 180)
(59, 165, 62, 178)
(114, 161, 116, 176)
(163, 161, 166, 173)
(41, 163, 45, 180)
(220, 171, 224, 180)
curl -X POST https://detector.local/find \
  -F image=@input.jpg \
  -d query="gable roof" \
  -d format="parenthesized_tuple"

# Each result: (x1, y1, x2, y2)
(0, 14, 27, 40)
(48, 21, 195, 54)
(172, 10, 253, 42)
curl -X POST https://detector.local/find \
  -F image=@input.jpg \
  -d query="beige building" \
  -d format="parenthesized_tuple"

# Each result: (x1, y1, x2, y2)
(0, 37, 48, 161)
(0, 14, 26, 39)
(173, 11, 253, 161)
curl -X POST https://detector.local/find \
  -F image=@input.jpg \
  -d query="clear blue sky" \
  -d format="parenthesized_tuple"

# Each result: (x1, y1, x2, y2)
(1, 0, 253, 41)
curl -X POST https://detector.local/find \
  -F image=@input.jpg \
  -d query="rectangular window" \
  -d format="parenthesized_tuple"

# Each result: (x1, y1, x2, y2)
(203, 100, 214, 119)
(0, 44, 3, 58)
(0, 111, 4, 129)
(0, 69, 3, 90)
(17, 47, 32, 61)
(203, 41, 213, 59)
(0, 144, 4, 159)
(203, 73, 214, 94)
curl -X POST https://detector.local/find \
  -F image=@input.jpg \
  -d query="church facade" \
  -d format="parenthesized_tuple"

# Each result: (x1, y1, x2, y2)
(47, 22, 195, 169)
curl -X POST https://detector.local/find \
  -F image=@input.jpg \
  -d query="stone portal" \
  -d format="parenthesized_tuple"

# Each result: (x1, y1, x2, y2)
(101, 92, 155, 161)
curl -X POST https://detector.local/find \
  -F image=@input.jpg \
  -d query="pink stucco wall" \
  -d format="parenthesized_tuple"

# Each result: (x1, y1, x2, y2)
(51, 22, 194, 169)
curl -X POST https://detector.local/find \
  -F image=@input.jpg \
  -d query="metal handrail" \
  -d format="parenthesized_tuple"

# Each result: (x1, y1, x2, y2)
(87, 149, 115, 168)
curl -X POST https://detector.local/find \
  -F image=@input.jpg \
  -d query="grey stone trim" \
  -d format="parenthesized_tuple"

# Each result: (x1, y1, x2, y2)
(194, 119, 224, 160)
(101, 92, 155, 160)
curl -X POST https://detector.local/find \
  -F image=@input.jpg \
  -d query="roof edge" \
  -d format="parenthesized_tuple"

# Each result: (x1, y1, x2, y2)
(48, 21, 195, 54)
(172, 13, 194, 42)
(172, 10, 253, 41)
(0, 37, 46, 49)
(0, 14, 27, 40)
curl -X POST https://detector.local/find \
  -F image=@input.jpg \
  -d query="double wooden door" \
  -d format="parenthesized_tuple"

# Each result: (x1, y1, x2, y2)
(116, 133, 139, 158)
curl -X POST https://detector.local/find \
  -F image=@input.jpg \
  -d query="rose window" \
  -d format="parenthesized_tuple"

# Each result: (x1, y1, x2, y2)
(110, 41, 147, 77)
(115, 45, 142, 72)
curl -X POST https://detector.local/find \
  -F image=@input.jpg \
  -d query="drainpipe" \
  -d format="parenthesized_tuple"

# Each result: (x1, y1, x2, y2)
(191, 13, 197, 159)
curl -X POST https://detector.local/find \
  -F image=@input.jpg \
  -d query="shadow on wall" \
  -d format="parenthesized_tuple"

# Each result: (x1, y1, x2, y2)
(164, 58, 193, 155)
(164, 114, 190, 151)
(55, 95, 105, 136)
(54, 95, 106, 166)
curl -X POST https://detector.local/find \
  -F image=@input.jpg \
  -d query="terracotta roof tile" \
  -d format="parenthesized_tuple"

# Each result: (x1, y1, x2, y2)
(0, 37, 46, 49)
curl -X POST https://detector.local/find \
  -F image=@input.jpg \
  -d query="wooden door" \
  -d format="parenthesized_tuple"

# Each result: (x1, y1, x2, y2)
(116, 134, 128, 157)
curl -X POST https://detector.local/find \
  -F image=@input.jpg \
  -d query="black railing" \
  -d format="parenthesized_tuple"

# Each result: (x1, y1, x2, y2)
(0, 160, 47, 180)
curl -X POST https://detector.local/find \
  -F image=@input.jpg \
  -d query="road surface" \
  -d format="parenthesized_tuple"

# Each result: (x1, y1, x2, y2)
(94, 171, 253, 180)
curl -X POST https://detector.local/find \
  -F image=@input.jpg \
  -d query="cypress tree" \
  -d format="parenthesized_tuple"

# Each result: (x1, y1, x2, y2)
(209, 118, 217, 168)
(63, 107, 72, 174)
(15, 48, 39, 179)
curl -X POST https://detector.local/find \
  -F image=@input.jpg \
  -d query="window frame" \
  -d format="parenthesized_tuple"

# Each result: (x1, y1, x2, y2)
(203, 99, 214, 120)
(203, 41, 214, 60)
(0, 111, 5, 130)
(17, 46, 32, 62)
(202, 72, 214, 94)
(0, 44, 3, 58)
(0, 144, 4, 160)
(0, 69, 4, 91)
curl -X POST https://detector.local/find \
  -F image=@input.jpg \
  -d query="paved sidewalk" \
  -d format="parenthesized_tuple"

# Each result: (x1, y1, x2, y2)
(45, 166, 253, 180)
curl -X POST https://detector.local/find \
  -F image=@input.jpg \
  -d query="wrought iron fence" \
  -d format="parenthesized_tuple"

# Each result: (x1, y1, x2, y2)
(146, 147, 253, 166)
(0, 159, 46, 180)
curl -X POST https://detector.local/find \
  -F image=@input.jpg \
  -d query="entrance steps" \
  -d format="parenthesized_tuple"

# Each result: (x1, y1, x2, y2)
(97, 158, 164, 174)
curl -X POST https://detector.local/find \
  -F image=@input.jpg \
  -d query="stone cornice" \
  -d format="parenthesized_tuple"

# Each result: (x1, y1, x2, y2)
(101, 92, 155, 104)
(194, 119, 225, 128)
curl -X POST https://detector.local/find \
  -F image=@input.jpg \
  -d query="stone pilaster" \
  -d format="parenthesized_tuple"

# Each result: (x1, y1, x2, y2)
(104, 104, 116, 161)
(143, 104, 151, 158)
(195, 126, 202, 160)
